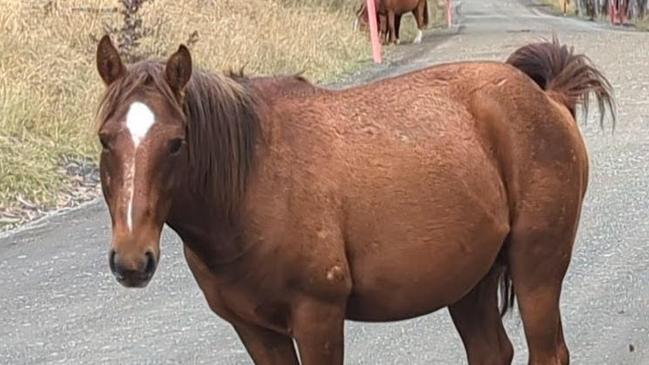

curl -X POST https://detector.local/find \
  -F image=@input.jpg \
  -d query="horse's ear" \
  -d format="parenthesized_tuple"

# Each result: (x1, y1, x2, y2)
(165, 45, 192, 95)
(96, 35, 126, 86)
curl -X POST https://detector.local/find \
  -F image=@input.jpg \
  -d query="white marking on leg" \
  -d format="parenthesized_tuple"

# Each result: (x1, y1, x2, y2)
(413, 29, 423, 44)
(123, 101, 156, 231)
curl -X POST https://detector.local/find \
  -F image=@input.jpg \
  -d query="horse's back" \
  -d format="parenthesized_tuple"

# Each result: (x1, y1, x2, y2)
(266, 60, 587, 208)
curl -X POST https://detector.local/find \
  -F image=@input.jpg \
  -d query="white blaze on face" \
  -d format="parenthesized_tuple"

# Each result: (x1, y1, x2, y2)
(124, 101, 156, 231)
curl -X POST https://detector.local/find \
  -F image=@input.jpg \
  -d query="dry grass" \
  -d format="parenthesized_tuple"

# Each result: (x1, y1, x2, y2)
(0, 0, 374, 227)
(634, 17, 649, 30)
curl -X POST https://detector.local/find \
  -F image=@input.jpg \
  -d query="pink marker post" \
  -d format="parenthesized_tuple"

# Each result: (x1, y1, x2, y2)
(366, 0, 382, 64)
(447, 0, 453, 28)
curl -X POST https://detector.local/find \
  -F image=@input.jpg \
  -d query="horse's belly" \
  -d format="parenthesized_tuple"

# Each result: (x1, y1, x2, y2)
(339, 120, 509, 321)
(342, 169, 509, 322)
(344, 221, 507, 322)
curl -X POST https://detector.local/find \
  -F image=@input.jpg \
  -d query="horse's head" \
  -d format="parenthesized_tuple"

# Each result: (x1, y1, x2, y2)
(94, 35, 192, 288)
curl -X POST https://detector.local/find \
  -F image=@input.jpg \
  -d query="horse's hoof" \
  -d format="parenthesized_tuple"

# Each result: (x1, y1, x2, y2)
(413, 30, 423, 44)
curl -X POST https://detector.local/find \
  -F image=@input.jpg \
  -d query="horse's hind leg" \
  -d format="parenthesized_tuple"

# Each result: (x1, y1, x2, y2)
(449, 265, 514, 365)
(412, 2, 425, 43)
(507, 192, 579, 364)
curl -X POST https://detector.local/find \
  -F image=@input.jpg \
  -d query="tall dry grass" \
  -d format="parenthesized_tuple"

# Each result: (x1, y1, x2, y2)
(0, 0, 371, 225)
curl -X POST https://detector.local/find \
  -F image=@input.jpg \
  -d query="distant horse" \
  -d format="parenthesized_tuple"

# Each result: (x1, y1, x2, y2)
(353, 0, 429, 44)
(352, 1, 388, 40)
(610, 0, 629, 24)
(94, 34, 614, 365)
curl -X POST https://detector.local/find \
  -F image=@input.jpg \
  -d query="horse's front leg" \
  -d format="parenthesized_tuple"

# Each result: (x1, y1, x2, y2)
(394, 14, 402, 44)
(233, 321, 300, 365)
(293, 299, 346, 365)
(378, 13, 389, 45)
(387, 10, 397, 45)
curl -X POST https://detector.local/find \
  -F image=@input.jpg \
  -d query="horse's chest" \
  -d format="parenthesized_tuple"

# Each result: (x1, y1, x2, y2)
(183, 246, 293, 334)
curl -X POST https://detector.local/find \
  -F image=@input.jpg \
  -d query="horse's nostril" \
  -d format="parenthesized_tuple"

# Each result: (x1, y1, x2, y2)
(109, 248, 155, 286)
(109, 249, 117, 274)
(144, 250, 156, 276)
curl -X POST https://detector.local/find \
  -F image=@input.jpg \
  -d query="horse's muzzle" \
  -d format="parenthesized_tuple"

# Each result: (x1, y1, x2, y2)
(109, 249, 157, 288)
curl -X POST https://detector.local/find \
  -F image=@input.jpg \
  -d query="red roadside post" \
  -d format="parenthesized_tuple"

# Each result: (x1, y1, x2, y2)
(609, 0, 617, 24)
(366, 0, 382, 64)
(447, 0, 453, 28)
(609, 0, 627, 25)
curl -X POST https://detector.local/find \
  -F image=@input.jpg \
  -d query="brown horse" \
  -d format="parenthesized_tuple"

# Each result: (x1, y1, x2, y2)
(353, 0, 429, 45)
(94, 34, 614, 365)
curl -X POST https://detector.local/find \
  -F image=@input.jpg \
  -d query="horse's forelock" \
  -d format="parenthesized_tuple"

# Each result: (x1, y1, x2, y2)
(94, 61, 182, 130)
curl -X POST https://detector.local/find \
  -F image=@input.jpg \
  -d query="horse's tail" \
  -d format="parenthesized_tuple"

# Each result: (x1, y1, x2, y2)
(505, 36, 615, 128)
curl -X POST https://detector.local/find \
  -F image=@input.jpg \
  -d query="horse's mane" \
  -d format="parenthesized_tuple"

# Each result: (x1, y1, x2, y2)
(95, 60, 261, 222)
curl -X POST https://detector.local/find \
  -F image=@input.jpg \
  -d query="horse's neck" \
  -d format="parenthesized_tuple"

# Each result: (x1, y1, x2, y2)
(166, 75, 311, 271)
(166, 190, 250, 270)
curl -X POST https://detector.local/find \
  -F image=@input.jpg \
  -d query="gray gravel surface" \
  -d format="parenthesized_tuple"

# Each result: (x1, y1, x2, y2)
(2, 0, 649, 364)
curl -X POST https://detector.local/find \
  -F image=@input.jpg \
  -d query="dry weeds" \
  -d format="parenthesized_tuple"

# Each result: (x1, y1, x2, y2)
(0, 0, 375, 229)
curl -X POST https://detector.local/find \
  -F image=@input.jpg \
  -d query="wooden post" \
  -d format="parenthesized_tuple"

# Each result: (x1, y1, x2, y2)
(366, 0, 382, 64)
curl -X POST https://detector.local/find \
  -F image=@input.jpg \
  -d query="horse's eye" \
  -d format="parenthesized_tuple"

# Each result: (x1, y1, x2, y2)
(168, 138, 185, 155)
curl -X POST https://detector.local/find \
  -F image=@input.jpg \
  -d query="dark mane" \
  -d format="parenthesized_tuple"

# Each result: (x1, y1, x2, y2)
(95, 60, 261, 222)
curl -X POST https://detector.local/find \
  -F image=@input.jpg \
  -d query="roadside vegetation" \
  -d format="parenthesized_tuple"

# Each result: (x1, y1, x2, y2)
(0, 0, 373, 230)
(541, 0, 649, 29)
